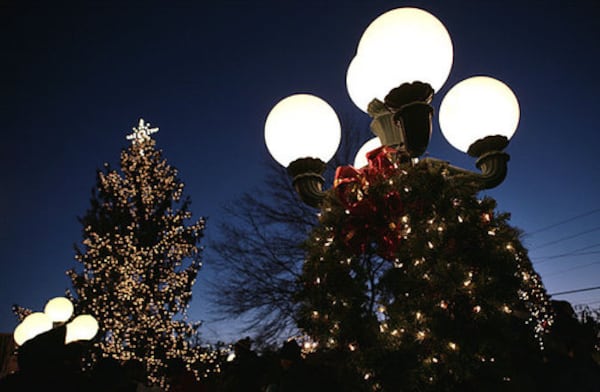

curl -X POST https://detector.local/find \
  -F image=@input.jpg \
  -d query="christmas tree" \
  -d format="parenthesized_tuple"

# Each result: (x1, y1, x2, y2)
(296, 146, 554, 390)
(67, 119, 205, 385)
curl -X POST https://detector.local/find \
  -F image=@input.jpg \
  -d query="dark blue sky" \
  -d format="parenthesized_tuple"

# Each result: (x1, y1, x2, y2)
(1, 0, 599, 342)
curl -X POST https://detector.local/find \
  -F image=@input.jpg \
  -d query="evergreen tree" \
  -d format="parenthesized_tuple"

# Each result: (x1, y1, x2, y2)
(297, 147, 554, 391)
(67, 119, 205, 385)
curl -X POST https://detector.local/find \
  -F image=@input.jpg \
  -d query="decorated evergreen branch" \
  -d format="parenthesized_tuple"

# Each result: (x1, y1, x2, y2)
(11, 305, 33, 323)
(297, 146, 553, 390)
(67, 119, 206, 386)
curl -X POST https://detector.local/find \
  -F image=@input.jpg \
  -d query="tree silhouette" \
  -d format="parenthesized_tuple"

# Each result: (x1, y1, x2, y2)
(67, 120, 205, 386)
(208, 116, 370, 344)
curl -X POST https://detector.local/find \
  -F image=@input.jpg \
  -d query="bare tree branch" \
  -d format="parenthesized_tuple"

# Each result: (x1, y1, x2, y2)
(206, 115, 371, 345)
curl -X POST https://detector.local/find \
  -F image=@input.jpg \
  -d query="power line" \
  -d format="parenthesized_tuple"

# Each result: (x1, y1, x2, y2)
(526, 208, 600, 237)
(532, 242, 600, 264)
(530, 225, 600, 250)
(535, 250, 600, 264)
(550, 286, 600, 296)
(543, 260, 600, 277)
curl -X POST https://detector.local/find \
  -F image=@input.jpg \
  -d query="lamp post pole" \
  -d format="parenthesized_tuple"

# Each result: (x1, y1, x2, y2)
(261, 9, 556, 390)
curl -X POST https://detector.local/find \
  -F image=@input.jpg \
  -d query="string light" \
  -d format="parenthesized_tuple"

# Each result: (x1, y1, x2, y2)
(66, 121, 210, 386)
(298, 142, 555, 387)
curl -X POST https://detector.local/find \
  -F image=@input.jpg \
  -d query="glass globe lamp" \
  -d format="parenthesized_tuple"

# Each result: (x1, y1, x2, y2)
(439, 76, 520, 153)
(353, 137, 381, 168)
(44, 297, 74, 323)
(264, 94, 341, 167)
(347, 7, 453, 113)
(65, 314, 99, 344)
(13, 312, 53, 346)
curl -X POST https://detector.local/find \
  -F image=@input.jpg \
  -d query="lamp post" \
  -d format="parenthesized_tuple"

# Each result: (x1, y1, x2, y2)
(264, 7, 520, 207)
(13, 296, 98, 346)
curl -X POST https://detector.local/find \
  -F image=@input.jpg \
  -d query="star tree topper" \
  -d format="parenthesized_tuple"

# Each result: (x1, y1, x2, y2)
(126, 118, 159, 155)
(127, 118, 159, 144)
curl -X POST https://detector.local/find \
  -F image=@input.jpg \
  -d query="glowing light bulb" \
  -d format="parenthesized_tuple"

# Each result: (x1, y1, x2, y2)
(439, 76, 519, 152)
(13, 312, 53, 346)
(65, 314, 99, 343)
(353, 137, 381, 168)
(265, 94, 341, 167)
(347, 7, 453, 112)
(44, 297, 74, 323)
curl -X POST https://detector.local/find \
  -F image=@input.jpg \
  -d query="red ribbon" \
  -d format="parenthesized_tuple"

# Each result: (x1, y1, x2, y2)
(334, 146, 398, 204)
(332, 146, 405, 258)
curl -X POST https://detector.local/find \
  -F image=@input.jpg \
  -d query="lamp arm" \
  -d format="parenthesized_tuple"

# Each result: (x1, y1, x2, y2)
(422, 151, 510, 190)
(287, 157, 327, 208)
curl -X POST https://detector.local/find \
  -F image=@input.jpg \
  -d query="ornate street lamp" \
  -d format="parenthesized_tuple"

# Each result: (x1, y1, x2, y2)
(264, 7, 519, 207)
(13, 296, 99, 346)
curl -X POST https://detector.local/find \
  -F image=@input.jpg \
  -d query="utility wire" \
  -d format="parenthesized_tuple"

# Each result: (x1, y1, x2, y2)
(530, 225, 600, 250)
(543, 260, 600, 277)
(534, 251, 600, 264)
(550, 286, 600, 296)
(532, 242, 600, 264)
(526, 208, 600, 237)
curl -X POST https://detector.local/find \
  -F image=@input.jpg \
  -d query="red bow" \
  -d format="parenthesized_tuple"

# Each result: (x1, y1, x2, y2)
(332, 146, 405, 259)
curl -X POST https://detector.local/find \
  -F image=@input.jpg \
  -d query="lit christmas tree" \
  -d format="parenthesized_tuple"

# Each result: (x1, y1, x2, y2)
(297, 147, 554, 390)
(67, 119, 206, 385)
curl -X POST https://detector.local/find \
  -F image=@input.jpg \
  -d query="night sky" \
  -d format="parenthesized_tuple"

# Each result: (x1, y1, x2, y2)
(1, 0, 599, 343)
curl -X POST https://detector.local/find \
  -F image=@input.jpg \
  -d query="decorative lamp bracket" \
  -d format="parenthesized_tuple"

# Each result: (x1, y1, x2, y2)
(468, 135, 510, 189)
(367, 82, 434, 159)
(287, 157, 327, 208)
(424, 135, 510, 190)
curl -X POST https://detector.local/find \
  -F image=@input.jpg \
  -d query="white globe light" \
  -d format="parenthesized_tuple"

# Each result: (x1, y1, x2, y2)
(439, 76, 520, 153)
(346, 55, 403, 113)
(347, 7, 453, 112)
(13, 322, 30, 346)
(353, 137, 382, 168)
(44, 297, 74, 323)
(13, 312, 53, 346)
(65, 314, 99, 344)
(265, 94, 341, 167)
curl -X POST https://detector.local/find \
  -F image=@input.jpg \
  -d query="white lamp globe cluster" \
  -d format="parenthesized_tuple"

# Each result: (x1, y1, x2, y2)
(13, 296, 98, 346)
(263, 6, 522, 203)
